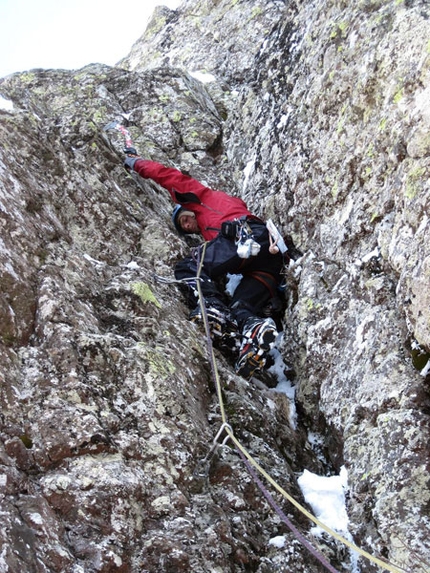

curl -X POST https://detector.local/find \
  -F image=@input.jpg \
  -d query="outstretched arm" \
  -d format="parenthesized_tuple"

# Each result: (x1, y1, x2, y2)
(124, 156, 208, 202)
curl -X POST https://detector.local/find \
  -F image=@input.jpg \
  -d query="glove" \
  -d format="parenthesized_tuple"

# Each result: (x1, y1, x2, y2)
(124, 155, 140, 171)
(123, 146, 140, 171)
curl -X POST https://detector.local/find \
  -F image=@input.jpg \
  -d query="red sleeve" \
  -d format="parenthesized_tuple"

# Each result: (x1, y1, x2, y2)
(133, 159, 208, 202)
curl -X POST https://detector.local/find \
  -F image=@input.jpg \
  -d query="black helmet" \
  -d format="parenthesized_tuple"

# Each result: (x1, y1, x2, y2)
(172, 205, 187, 234)
(172, 205, 196, 234)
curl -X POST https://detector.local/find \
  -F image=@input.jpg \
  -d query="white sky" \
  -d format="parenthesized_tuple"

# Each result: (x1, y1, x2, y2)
(0, 0, 182, 79)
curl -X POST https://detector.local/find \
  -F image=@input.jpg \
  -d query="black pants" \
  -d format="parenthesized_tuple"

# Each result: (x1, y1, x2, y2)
(174, 221, 284, 329)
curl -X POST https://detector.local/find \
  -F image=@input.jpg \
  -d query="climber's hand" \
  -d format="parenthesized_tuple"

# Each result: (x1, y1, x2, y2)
(123, 148, 140, 171)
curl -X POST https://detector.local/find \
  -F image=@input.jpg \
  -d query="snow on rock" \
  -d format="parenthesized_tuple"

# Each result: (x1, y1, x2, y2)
(0, 0, 429, 571)
(298, 467, 350, 536)
(0, 95, 13, 111)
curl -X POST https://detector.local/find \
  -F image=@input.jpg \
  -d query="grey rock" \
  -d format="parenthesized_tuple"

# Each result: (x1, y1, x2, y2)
(1, 0, 429, 572)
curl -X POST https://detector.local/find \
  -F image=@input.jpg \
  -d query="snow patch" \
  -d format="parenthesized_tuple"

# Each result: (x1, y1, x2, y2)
(298, 467, 349, 535)
(29, 512, 44, 525)
(414, 84, 430, 126)
(260, 38, 270, 53)
(126, 261, 140, 270)
(4, 261, 20, 281)
(0, 547, 8, 570)
(416, 214, 429, 235)
(189, 70, 216, 84)
(0, 95, 13, 111)
(421, 359, 430, 377)
(109, 552, 123, 567)
(355, 314, 375, 352)
(242, 159, 255, 191)
(268, 535, 286, 548)
(361, 246, 380, 264)
(298, 467, 360, 572)
(269, 348, 297, 429)
(83, 253, 106, 267)
(277, 114, 289, 129)
(334, 195, 354, 226)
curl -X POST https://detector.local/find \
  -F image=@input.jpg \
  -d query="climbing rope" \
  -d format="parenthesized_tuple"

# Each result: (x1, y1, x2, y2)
(236, 446, 340, 573)
(193, 242, 407, 573)
(103, 112, 413, 571)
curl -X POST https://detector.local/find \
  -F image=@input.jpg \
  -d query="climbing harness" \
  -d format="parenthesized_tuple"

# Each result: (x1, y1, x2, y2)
(225, 216, 289, 260)
(237, 221, 261, 258)
(192, 245, 406, 573)
(221, 217, 261, 258)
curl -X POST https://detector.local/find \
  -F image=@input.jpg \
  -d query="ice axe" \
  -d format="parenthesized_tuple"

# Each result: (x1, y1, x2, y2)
(102, 117, 147, 190)
(103, 118, 136, 154)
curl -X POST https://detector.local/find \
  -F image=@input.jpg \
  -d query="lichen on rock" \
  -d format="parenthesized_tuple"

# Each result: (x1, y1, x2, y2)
(1, 0, 429, 572)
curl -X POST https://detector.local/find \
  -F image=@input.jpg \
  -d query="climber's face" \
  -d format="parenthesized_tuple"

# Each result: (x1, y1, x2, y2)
(178, 212, 200, 234)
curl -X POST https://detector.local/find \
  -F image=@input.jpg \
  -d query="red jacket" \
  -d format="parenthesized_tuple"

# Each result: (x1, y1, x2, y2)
(133, 160, 254, 241)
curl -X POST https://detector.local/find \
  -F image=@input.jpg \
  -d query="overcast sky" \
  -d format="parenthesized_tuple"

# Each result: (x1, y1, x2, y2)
(0, 0, 182, 78)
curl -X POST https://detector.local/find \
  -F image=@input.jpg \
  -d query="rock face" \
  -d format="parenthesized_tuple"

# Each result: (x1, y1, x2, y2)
(0, 1, 429, 572)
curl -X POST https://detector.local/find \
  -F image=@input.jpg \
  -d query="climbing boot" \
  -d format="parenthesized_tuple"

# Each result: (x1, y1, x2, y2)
(190, 301, 239, 346)
(235, 317, 278, 379)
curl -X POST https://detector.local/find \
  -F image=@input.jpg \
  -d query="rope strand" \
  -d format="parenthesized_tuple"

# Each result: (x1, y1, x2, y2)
(191, 240, 404, 573)
(236, 448, 341, 573)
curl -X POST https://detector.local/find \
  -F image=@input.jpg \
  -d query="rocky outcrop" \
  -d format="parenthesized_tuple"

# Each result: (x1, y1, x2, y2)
(1, 0, 429, 572)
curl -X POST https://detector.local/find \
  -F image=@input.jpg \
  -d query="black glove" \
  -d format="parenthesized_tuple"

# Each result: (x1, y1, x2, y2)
(124, 146, 138, 156)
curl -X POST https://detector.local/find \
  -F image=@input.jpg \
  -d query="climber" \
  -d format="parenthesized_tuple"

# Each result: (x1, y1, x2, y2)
(124, 150, 287, 379)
